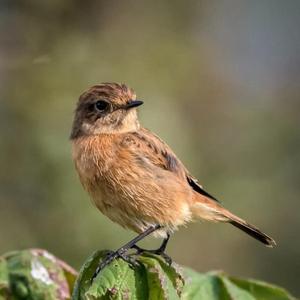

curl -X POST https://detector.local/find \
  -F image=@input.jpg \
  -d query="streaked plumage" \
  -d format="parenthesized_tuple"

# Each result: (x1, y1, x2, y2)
(71, 83, 275, 247)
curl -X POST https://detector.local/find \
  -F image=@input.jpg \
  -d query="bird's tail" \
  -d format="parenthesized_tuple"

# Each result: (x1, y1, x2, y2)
(224, 210, 276, 247)
(191, 196, 276, 247)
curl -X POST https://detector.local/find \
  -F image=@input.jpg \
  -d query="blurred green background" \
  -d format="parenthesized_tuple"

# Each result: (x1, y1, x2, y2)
(1, 0, 299, 296)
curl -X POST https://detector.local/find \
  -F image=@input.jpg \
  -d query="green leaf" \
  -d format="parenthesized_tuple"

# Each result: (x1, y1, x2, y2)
(182, 269, 297, 300)
(221, 276, 255, 300)
(0, 248, 297, 300)
(0, 257, 9, 299)
(87, 254, 138, 299)
(72, 250, 149, 300)
(140, 254, 184, 300)
(182, 270, 230, 300)
(72, 250, 298, 300)
(73, 251, 186, 300)
(0, 248, 77, 300)
(230, 277, 297, 300)
(140, 255, 172, 300)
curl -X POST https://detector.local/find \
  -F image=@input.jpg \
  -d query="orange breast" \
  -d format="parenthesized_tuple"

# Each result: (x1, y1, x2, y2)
(71, 134, 193, 236)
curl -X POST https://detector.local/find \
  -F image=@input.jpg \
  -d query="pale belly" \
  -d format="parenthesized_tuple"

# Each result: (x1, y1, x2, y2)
(72, 136, 193, 238)
(82, 176, 192, 238)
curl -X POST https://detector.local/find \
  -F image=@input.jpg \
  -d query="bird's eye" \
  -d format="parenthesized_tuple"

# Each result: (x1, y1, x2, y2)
(95, 100, 109, 111)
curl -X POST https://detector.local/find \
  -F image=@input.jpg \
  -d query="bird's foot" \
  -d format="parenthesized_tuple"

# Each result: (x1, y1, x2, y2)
(92, 248, 139, 282)
(118, 251, 140, 268)
(131, 245, 173, 266)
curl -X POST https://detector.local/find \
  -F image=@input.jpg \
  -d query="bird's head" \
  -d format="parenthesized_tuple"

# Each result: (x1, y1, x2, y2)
(70, 83, 143, 139)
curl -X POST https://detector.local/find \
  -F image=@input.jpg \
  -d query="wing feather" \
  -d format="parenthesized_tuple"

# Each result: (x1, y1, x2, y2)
(121, 128, 220, 203)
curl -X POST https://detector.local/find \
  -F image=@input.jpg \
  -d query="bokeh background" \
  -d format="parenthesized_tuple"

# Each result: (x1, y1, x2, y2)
(1, 0, 299, 296)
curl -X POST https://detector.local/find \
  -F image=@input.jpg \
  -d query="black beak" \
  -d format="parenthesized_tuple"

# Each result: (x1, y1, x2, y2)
(124, 100, 144, 109)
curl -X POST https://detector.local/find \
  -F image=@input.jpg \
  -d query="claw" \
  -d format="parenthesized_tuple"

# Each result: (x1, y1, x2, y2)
(92, 249, 142, 282)
(160, 252, 172, 266)
(92, 251, 119, 281)
(91, 225, 163, 281)
(131, 244, 173, 266)
(118, 251, 140, 268)
(131, 244, 144, 255)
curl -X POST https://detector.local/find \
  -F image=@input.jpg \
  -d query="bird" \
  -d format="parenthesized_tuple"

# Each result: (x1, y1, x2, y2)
(70, 82, 276, 279)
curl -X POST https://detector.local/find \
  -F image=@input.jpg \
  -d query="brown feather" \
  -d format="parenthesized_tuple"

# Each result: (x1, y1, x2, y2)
(71, 82, 276, 245)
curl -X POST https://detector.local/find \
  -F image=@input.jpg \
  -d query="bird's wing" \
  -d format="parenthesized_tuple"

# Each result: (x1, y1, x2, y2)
(121, 128, 220, 203)
(186, 175, 220, 202)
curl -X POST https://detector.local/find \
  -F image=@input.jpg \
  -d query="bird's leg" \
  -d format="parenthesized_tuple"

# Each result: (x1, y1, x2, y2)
(92, 224, 161, 281)
(133, 233, 170, 254)
(132, 233, 172, 265)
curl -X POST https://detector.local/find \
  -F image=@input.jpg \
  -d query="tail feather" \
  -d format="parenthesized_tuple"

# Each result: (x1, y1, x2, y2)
(192, 197, 276, 247)
(229, 218, 276, 247)
(221, 209, 276, 247)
